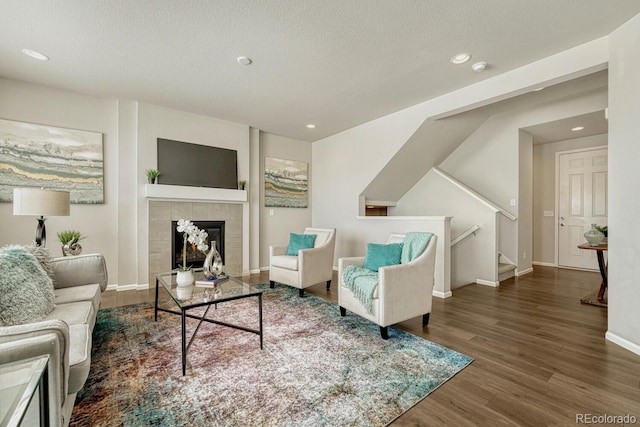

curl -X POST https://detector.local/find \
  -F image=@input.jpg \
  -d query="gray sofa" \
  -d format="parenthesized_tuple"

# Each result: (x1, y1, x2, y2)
(0, 253, 108, 427)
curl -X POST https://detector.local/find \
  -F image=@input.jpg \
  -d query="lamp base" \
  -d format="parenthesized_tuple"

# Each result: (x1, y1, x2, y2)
(35, 216, 46, 247)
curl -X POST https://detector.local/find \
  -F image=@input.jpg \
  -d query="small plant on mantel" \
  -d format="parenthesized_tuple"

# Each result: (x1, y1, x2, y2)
(238, 180, 247, 190)
(145, 169, 161, 184)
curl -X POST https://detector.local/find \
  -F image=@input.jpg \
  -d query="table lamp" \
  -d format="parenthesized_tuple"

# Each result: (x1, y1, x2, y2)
(13, 188, 70, 246)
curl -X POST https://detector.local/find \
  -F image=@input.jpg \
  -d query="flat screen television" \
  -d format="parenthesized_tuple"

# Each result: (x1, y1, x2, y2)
(157, 138, 238, 189)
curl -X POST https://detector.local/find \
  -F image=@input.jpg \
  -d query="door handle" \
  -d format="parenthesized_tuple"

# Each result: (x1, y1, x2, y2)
(560, 223, 565, 227)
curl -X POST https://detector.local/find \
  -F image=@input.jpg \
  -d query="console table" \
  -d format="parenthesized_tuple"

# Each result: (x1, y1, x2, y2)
(577, 243, 608, 306)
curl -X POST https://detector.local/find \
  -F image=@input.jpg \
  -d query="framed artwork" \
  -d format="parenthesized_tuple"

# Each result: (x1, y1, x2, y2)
(0, 118, 104, 204)
(265, 157, 308, 208)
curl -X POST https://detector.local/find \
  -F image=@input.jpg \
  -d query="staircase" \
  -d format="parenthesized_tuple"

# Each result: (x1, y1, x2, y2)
(498, 252, 516, 282)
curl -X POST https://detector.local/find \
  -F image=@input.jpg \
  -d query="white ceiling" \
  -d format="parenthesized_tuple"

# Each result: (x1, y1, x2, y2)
(1, 1, 638, 142)
(524, 110, 608, 144)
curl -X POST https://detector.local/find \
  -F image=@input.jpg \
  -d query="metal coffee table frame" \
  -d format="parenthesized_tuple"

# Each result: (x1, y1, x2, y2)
(154, 270, 263, 375)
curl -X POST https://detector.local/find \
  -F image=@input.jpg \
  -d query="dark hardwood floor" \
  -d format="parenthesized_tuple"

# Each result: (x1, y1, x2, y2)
(101, 267, 640, 426)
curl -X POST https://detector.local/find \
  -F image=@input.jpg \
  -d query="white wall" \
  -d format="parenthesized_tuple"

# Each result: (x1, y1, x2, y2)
(518, 130, 533, 274)
(116, 100, 139, 286)
(0, 77, 310, 286)
(259, 132, 312, 269)
(607, 13, 640, 355)
(532, 134, 608, 265)
(0, 78, 120, 284)
(313, 38, 608, 296)
(393, 170, 498, 288)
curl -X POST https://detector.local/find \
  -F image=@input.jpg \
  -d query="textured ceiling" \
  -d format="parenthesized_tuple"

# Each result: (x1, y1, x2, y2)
(524, 110, 608, 144)
(0, 1, 638, 142)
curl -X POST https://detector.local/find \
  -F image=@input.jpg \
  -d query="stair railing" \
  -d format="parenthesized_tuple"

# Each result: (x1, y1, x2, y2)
(451, 224, 481, 247)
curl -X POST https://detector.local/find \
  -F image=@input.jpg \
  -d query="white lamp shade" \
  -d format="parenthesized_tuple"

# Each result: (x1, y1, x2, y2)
(13, 188, 70, 216)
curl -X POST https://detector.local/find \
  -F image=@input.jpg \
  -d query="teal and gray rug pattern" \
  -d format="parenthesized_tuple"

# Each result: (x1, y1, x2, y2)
(71, 284, 472, 426)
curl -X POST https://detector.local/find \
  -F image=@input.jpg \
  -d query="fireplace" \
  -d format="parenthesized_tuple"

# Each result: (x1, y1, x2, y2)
(171, 220, 225, 270)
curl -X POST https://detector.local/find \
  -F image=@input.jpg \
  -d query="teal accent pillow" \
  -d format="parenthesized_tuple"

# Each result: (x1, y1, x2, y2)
(286, 233, 317, 256)
(363, 243, 404, 272)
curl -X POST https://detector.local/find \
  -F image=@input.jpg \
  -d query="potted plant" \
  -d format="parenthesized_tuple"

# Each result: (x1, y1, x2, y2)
(145, 169, 161, 184)
(596, 225, 608, 243)
(57, 230, 86, 256)
(175, 219, 209, 286)
(238, 180, 247, 190)
(595, 225, 608, 237)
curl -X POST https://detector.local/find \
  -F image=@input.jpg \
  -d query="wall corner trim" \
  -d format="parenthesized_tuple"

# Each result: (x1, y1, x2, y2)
(432, 290, 452, 299)
(476, 279, 500, 287)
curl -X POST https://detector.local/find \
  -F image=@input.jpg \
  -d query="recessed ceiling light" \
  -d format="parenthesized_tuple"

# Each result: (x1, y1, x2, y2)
(571, 126, 585, 131)
(237, 56, 252, 65)
(450, 53, 471, 64)
(22, 48, 49, 61)
(306, 124, 316, 129)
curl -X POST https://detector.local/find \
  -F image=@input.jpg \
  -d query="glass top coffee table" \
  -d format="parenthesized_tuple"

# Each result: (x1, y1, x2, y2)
(154, 270, 263, 375)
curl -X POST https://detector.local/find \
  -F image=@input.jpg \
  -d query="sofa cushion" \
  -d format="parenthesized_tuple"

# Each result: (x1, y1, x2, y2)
(270, 255, 299, 271)
(0, 245, 55, 326)
(55, 284, 101, 313)
(43, 301, 95, 330)
(363, 243, 403, 272)
(286, 233, 317, 256)
(67, 323, 91, 394)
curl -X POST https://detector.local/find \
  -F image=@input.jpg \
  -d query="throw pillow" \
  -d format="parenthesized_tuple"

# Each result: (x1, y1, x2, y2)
(0, 245, 55, 326)
(23, 244, 56, 285)
(286, 233, 317, 256)
(363, 243, 404, 272)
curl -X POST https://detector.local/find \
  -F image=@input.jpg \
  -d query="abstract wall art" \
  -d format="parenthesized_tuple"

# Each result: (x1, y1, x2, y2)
(265, 157, 308, 208)
(0, 118, 104, 204)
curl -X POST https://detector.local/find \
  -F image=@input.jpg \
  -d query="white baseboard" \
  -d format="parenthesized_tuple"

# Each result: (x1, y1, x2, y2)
(260, 266, 270, 272)
(476, 279, 499, 287)
(533, 261, 557, 267)
(432, 290, 452, 299)
(516, 267, 534, 276)
(106, 284, 118, 291)
(605, 331, 640, 357)
(249, 269, 261, 275)
(114, 283, 149, 291)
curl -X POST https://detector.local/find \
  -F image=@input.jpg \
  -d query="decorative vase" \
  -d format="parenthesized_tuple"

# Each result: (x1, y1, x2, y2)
(62, 242, 82, 256)
(203, 241, 223, 279)
(176, 285, 193, 300)
(176, 270, 195, 287)
(584, 224, 605, 247)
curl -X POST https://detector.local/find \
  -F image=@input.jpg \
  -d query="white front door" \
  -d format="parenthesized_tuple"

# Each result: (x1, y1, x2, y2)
(557, 147, 608, 270)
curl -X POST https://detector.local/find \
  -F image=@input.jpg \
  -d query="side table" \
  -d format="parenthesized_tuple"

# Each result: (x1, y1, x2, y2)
(0, 355, 50, 427)
(577, 243, 608, 306)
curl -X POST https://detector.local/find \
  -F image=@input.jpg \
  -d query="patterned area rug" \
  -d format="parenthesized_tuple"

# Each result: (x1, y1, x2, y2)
(71, 284, 472, 426)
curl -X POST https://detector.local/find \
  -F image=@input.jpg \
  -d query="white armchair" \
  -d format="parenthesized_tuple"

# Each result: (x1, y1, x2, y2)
(270, 228, 337, 297)
(338, 233, 437, 339)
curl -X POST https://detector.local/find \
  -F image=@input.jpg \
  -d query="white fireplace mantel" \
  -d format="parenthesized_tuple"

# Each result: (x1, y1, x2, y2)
(144, 184, 247, 202)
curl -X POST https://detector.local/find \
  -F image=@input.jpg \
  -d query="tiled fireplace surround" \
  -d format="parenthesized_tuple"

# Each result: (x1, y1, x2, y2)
(148, 201, 243, 285)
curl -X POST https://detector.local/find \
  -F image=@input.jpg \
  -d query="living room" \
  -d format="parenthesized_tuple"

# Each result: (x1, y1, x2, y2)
(1, 2, 640, 426)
